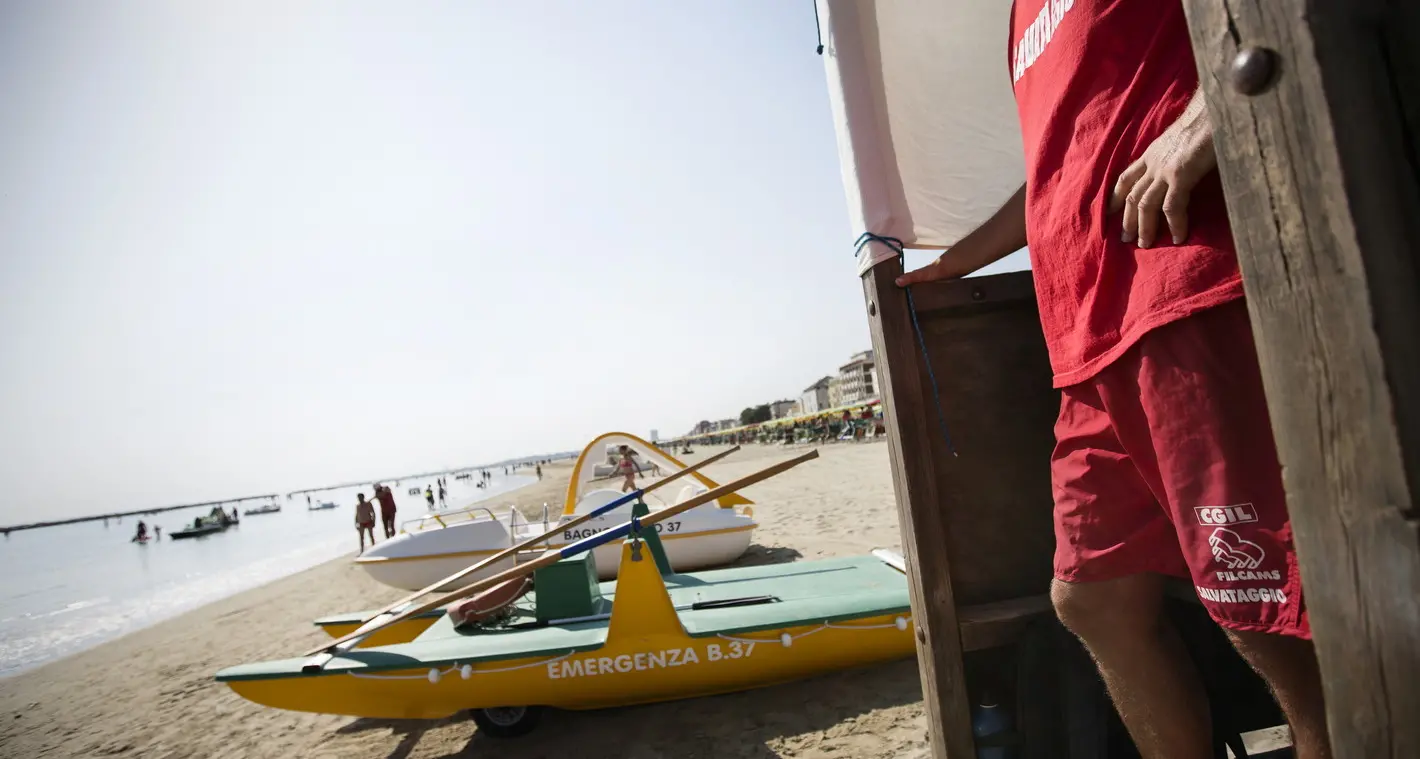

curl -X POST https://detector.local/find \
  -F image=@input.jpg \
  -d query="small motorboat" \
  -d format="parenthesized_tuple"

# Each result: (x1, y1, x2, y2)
(354, 433, 756, 592)
(244, 503, 282, 516)
(216, 538, 913, 735)
(309, 502, 339, 511)
(169, 523, 226, 539)
(170, 507, 236, 539)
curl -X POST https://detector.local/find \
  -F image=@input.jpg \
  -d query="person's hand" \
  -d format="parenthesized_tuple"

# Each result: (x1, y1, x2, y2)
(894, 251, 979, 287)
(1110, 91, 1216, 248)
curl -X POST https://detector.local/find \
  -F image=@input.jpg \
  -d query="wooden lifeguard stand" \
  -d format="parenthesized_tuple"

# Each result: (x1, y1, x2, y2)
(844, 2, 1419, 757)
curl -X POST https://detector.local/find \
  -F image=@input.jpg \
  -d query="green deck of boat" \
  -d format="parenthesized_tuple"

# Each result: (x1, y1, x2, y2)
(219, 556, 908, 682)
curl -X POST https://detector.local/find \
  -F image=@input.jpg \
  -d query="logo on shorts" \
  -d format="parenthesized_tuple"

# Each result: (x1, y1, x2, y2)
(1208, 528, 1265, 570)
(1195, 585, 1288, 605)
(1194, 503, 1258, 526)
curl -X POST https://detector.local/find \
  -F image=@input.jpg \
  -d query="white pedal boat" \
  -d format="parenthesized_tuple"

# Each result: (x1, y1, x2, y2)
(354, 432, 757, 592)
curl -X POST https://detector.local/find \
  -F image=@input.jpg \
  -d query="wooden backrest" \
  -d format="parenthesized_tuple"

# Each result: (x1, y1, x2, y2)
(901, 270, 1058, 606)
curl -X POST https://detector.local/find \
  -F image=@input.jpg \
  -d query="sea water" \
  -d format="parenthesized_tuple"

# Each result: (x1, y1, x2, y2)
(0, 473, 534, 677)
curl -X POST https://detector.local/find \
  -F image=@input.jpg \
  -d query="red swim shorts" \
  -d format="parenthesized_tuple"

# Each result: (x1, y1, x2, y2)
(1050, 299, 1308, 639)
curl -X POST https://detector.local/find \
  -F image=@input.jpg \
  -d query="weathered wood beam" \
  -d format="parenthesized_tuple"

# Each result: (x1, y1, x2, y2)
(1182, 2, 1420, 757)
(861, 257, 975, 759)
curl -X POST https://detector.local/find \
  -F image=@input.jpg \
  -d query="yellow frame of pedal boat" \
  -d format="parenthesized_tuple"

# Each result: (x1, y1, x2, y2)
(315, 615, 443, 648)
(226, 541, 916, 719)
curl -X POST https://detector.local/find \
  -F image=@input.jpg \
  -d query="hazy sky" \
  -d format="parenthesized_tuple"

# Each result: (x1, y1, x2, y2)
(0, 1, 1026, 523)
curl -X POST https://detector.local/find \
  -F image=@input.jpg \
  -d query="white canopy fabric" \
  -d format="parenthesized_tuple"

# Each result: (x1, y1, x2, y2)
(817, 0, 1025, 275)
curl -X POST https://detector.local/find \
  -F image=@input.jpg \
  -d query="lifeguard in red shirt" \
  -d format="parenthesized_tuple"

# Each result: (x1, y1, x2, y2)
(898, 1, 1330, 756)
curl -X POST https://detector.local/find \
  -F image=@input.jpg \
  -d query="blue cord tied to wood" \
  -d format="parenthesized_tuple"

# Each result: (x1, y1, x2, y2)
(854, 232, 957, 457)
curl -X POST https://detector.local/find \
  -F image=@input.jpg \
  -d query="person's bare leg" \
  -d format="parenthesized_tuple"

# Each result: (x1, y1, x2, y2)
(1227, 630, 1331, 759)
(1053, 574, 1211, 759)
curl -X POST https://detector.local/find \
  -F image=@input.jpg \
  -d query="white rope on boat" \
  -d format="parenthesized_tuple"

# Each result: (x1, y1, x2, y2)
(348, 665, 459, 681)
(463, 651, 573, 674)
(716, 616, 911, 647)
(345, 652, 573, 682)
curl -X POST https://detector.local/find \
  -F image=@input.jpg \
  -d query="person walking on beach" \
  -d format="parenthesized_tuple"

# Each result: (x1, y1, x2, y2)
(354, 493, 376, 554)
(437, 482, 447, 508)
(615, 445, 640, 493)
(373, 483, 398, 538)
(892, 2, 1330, 755)
(154, 525, 161, 540)
(424, 485, 435, 510)
(535, 463, 542, 480)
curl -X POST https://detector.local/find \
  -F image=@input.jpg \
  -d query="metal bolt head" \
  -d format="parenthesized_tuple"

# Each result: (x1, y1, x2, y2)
(867, 299, 877, 316)
(1230, 47, 1279, 96)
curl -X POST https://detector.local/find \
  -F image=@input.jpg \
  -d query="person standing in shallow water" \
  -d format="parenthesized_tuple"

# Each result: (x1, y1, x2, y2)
(354, 493, 376, 554)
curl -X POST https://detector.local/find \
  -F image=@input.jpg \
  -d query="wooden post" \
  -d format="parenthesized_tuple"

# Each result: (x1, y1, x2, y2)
(861, 261, 1059, 758)
(862, 257, 976, 759)
(1182, 2, 1420, 757)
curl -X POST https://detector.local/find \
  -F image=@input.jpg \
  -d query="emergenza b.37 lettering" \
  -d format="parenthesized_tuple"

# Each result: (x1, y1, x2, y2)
(546, 640, 756, 679)
(562, 521, 682, 541)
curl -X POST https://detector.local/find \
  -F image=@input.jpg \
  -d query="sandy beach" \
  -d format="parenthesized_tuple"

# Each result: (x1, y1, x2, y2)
(0, 442, 929, 759)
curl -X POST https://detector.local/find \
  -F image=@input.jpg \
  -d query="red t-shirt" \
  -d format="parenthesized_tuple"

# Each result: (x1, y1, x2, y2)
(375, 487, 396, 514)
(1009, 0, 1243, 387)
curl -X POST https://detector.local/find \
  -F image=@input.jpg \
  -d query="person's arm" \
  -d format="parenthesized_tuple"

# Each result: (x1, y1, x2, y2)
(896, 183, 1028, 286)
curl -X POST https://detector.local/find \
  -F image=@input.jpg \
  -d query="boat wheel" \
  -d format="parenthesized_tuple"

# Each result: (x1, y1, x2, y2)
(469, 705, 543, 738)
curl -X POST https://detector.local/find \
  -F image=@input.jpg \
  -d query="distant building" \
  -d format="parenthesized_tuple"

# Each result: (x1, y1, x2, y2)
(650, 429, 659, 442)
(827, 376, 843, 409)
(800, 376, 832, 414)
(714, 418, 738, 432)
(769, 399, 796, 419)
(837, 350, 878, 405)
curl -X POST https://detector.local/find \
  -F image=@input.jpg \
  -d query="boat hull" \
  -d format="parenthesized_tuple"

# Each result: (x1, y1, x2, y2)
(170, 526, 227, 539)
(355, 508, 755, 591)
(357, 552, 518, 593)
(544, 510, 754, 580)
(220, 548, 915, 720)
(226, 613, 913, 718)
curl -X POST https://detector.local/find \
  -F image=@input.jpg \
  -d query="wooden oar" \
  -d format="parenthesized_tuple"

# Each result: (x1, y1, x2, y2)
(305, 448, 817, 663)
(305, 445, 742, 657)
